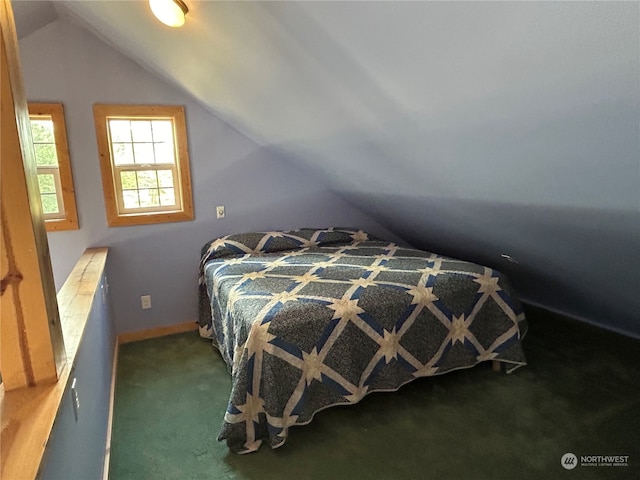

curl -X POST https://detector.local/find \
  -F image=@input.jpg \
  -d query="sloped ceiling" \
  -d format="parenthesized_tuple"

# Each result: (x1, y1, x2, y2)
(44, 1, 636, 205)
(13, 0, 640, 334)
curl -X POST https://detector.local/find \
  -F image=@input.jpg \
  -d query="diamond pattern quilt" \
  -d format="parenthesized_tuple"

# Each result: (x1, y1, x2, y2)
(198, 228, 527, 453)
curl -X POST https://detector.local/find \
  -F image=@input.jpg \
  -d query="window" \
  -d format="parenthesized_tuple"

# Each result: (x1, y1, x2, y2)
(93, 104, 194, 227)
(28, 103, 79, 231)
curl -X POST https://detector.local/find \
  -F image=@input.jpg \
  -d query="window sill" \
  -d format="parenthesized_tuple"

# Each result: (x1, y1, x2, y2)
(44, 217, 80, 232)
(106, 208, 194, 227)
(0, 248, 108, 480)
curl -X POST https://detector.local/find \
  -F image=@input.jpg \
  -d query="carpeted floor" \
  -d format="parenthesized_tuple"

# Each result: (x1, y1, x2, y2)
(108, 306, 640, 479)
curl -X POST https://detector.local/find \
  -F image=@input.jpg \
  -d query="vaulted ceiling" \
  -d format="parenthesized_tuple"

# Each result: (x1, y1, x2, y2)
(11, 0, 640, 335)
(49, 2, 639, 208)
(18, 1, 636, 203)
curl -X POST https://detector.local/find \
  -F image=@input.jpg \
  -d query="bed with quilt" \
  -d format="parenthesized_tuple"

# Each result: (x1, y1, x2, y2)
(198, 228, 527, 453)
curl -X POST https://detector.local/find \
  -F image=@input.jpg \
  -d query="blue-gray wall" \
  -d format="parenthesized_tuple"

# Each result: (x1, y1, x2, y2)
(38, 271, 116, 480)
(265, 2, 640, 337)
(18, 3, 640, 339)
(18, 18, 399, 335)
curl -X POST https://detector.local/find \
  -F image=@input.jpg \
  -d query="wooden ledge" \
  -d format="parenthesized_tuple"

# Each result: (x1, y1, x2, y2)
(1, 248, 108, 480)
(57, 248, 109, 362)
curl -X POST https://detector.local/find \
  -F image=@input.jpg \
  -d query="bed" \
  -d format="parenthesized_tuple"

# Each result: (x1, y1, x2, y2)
(198, 228, 527, 453)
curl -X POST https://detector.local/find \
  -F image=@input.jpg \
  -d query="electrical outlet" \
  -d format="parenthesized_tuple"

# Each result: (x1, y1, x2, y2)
(141, 295, 152, 309)
(216, 205, 225, 219)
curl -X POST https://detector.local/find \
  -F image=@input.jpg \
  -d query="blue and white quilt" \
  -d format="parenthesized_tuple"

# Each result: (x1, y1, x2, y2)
(198, 228, 527, 453)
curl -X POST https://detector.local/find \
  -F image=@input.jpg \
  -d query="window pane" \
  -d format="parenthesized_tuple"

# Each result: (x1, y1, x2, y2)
(159, 188, 176, 206)
(136, 170, 158, 189)
(151, 120, 173, 142)
(31, 119, 54, 143)
(131, 121, 153, 142)
(35, 144, 58, 166)
(113, 143, 134, 165)
(38, 173, 56, 193)
(138, 189, 160, 207)
(153, 142, 175, 164)
(133, 143, 155, 164)
(157, 170, 174, 188)
(109, 120, 131, 142)
(40, 193, 59, 214)
(122, 190, 140, 209)
(120, 171, 138, 190)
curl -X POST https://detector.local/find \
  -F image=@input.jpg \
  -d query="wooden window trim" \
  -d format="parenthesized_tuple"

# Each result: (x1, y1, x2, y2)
(28, 103, 79, 232)
(93, 104, 194, 227)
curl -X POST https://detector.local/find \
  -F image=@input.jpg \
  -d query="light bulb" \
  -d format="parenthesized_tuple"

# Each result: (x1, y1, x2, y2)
(149, 0, 188, 28)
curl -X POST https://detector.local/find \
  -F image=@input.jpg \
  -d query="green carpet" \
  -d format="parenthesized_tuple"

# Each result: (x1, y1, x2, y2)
(109, 306, 640, 479)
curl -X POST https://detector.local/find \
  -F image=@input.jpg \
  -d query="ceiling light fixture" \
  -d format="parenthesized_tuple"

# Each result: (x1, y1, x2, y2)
(149, 0, 188, 28)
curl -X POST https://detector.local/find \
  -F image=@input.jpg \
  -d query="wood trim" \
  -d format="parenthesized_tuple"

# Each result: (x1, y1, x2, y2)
(28, 102, 79, 232)
(93, 103, 119, 227)
(56, 248, 109, 362)
(99, 209, 194, 227)
(0, 248, 109, 480)
(102, 341, 119, 480)
(117, 320, 198, 344)
(0, 0, 65, 391)
(174, 105, 194, 221)
(0, 366, 71, 480)
(92, 104, 194, 227)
